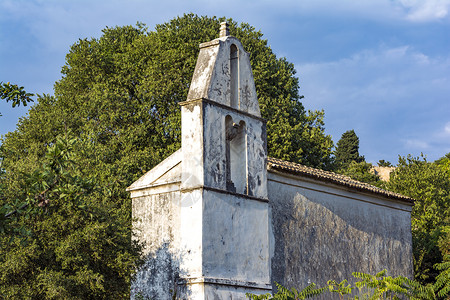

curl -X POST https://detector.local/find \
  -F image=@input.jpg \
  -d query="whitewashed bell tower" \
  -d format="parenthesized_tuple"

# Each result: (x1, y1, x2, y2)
(178, 22, 272, 298)
(128, 22, 271, 299)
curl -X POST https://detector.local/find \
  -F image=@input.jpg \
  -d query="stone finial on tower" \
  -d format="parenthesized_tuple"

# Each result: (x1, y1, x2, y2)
(220, 21, 229, 37)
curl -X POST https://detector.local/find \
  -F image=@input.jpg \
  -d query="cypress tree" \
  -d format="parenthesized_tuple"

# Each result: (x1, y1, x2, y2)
(334, 129, 364, 168)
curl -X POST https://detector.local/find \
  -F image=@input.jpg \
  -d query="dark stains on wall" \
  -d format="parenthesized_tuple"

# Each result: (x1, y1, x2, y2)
(269, 175, 413, 299)
(131, 243, 184, 299)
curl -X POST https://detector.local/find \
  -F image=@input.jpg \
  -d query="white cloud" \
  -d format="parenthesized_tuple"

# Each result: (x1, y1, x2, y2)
(435, 122, 450, 139)
(445, 122, 450, 135)
(404, 139, 430, 149)
(1, 0, 448, 57)
(259, 0, 450, 23)
(300, 45, 449, 107)
(298, 45, 450, 162)
(398, 0, 450, 21)
(0, 0, 193, 53)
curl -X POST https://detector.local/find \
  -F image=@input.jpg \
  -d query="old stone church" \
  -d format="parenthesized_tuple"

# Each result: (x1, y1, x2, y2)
(127, 23, 414, 299)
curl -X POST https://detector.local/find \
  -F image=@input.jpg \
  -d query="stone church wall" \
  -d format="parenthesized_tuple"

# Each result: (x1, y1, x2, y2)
(268, 171, 413, 295)
(131, 188, 182, 299)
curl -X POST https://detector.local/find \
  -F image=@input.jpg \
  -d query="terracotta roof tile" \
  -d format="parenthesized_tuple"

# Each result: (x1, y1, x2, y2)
(267, 157, 414, 204)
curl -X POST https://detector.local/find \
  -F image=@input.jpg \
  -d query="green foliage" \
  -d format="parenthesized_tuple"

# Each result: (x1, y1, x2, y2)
(0, 135, 142, 299)
(334, 129, 364, 169)
(387, 155, 450, 231)
(248, 270, 441, 300)
(333, 130, 378, 185)
(377, 160, 392, 167)
(337, 161, 381, 186)
(435, 153, 450, 178)
(0, 81, 34, 116)
(434, 255, 450, 298)
(246, 282, 326, 300)
(437, 226, 450, 258)
(328, 279, 354, 297)
(385, 155, 450, 284)
(352, 270, 435, 300)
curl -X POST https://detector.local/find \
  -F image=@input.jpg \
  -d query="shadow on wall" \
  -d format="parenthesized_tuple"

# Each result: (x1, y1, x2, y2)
(270, 186, 413, 299)
(131, 243, 191, 300)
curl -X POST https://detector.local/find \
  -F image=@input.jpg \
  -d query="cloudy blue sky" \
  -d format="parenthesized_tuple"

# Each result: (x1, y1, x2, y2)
(1, 0, 449, 164)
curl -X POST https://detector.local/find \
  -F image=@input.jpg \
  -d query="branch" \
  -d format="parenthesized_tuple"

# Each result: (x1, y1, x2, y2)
(3, 176, 59, 219)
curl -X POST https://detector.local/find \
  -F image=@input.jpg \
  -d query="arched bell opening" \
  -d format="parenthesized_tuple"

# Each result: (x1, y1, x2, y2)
(230, 44, 239, 109)
(225, 115, 247, 194)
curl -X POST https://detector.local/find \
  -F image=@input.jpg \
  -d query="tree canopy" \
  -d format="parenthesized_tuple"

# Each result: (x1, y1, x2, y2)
(0, 14, 334, 298)
(0, 136, 142, 299)
(385, 155, 450, 284)
(331, 129, 379, 185)
(377, 159, 392, 167)
(334, 129, 364, 168)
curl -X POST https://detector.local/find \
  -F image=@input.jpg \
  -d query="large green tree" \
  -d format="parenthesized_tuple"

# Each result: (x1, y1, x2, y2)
(385, 155, 450, 285)
(0, 14, 334, 298)
(0, 135, 142, 299)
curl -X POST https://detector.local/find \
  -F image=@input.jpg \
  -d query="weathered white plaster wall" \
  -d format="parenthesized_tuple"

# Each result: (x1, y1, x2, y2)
(200, 101, 268, 198)
(128, 151, 184, 299)
(201, 189, 270, 283)
(131, 190, 182, 299)
(181, 102, 204, 190)
(268, 171, 413, 298)
(187, 37, 260, 117)
(179, 188, 204, 279)
(177, 188, 272, 299)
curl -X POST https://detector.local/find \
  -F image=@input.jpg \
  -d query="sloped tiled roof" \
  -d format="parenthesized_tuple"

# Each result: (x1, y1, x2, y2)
(267, 157, 414, 204)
